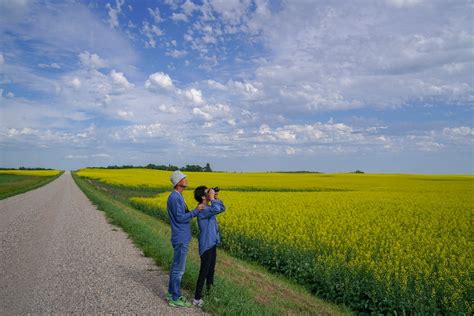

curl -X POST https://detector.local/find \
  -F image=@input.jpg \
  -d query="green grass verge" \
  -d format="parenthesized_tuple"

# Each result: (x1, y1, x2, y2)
(0, 171, 64, 200)
(72, 172, 351, 315)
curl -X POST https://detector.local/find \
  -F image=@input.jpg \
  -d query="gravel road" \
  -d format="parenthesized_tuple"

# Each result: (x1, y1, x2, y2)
(0, 171, 207, 315)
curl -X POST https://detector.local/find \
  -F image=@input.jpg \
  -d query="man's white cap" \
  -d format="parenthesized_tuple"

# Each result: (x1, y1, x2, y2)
(170, 170, 187, 187)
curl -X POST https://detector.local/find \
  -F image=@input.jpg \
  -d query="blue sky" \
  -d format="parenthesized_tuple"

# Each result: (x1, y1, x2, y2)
(0, 0, 473, 173)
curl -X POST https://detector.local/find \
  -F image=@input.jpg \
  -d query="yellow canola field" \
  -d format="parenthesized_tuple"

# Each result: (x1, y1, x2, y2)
(76, 167, 471, 192)
(0, 169, 62, 177)
(131, 189, 472, 313)
(77, 168, 473, 313)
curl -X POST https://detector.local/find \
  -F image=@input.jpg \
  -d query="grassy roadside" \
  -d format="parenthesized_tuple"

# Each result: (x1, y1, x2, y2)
(0, 171, 64, 200)
(72, 172, 351, 315)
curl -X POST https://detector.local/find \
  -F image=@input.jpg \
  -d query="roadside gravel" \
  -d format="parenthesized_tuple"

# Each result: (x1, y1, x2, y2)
(0, 171, 207, 315)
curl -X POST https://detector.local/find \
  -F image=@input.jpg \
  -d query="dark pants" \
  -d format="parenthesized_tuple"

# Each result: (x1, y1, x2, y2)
(194, 246, 217, 300)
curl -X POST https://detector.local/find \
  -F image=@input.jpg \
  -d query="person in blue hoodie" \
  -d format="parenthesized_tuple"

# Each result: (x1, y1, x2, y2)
(166, 170, 201, 308)
(192, 185, 226, 307)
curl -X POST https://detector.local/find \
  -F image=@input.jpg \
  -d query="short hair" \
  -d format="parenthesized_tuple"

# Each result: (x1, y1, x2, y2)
(194, 185, 208, 203)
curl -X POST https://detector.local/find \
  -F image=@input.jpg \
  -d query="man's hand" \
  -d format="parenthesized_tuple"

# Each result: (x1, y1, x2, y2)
(197, 203, 206, 211)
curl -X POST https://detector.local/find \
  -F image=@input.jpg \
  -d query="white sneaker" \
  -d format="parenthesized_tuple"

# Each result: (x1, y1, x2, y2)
(192, 298, 204, 307)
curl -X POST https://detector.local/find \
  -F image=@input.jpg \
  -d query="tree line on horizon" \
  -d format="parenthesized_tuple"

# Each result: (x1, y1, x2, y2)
(88, 163, 213, 172)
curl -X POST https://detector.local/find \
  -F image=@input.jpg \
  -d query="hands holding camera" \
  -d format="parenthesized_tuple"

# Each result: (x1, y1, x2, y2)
(197, 187, 219, 211)
(207, 188, 217, 200)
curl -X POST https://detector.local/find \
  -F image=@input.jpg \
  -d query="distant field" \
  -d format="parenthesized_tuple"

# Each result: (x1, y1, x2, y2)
(0, 170, 63, 199)
(77, 168, 474, 314)
(76, 167, 472, 191)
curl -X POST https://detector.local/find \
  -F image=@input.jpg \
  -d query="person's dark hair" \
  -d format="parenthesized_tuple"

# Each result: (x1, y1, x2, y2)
(194, 185, 207, 203)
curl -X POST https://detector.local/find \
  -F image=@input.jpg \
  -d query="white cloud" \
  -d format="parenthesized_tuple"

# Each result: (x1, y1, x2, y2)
(443, 126, 473, 138)
(148, 7, 163, 23)
(443, 63, 467, 74)
(205, 79, 259, 96)
(229, 80, 259, 95)
(209, 0, 251, 26)
(1, 1, 138, 75)
(66, 153, 111, 159)
(69, 77, 81, 89)
(184, 33, 193, 42)
(386, 0, 424, 7)
(191, 102, 232, 122)
(0, 89, 14, 99)
(0, 53, 4, 65)
(1, 126, 82, 147)
(66, 154, 89, 159)
(256, 122, 366, 145)
(258, 124, 270, 135)
(76, 124, 96, 138)
(158, 104, 177, 113)
(145, 72, 174, 90)
(110, 70, 133, 88)
(206, 79, 227, 90)
(79, 51, 108, 69)
(38, 62, 61, 69)
(415, 140, 444, 152)
(171, 12, 188, 22)
(183, 88, 204, 104)
(164, 0, 180, 10)
(192, 107, 212, 120)
(6, 127, 39, 137)
(285, 146, 296, 155)
(55, 64, 145, 117)
(106, 0, 125, 28)
(243, 1, 474, 112)
(142, 21, 163, 48)
(118, 110, 134, 118)
(166, 49, 187, 58)
(275, 130, 297, 141)
(125, 123, 164, 141)
(92, 153, 111, 158)
(182, 0, 199, 16)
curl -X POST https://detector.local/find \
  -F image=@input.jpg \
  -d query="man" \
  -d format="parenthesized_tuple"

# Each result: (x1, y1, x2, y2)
(166, 170, 200, 308)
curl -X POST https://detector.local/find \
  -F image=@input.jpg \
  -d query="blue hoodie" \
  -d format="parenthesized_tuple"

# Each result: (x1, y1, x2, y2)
(167, 190, 199, 246)
(195, 199, 226, 256)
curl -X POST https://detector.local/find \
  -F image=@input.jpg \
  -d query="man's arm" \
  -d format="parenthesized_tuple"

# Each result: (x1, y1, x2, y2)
(171, 196, 198, 223)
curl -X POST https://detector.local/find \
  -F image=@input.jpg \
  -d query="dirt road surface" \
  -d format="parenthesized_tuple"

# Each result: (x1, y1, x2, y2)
(0, 171, 206, 315)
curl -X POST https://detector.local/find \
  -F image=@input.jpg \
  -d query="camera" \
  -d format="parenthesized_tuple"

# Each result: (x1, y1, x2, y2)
(206, 187, 220, 194)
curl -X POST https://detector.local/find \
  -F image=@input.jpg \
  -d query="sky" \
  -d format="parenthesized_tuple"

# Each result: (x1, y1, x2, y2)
(0, 0, 473, 173)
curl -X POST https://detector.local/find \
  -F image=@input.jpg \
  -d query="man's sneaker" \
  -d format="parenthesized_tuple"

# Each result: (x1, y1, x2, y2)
(193, 298, 204, 307)
(169, 296, 192, 308)
(166, 293, 172, 301)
